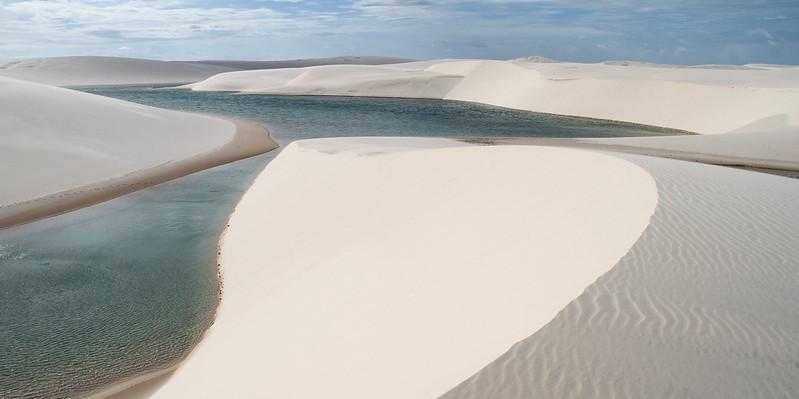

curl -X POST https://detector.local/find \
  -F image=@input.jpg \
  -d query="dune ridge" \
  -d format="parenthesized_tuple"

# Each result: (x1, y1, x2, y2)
(0, 76, 277, 228)
(442, 154, 799, 399)
(0, 56, 235, 87)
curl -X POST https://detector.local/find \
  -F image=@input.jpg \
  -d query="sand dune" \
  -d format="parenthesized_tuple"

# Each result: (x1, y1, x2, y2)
(442, 154, 799, 399)
(112, 137, 799, 398)
(0, 76, 276, 228)
(187, 64, 462, 98)
(187, 59, 799, 169)
(121, 138, 657, 398)
(181, 56, 414, 70)
(109, 137, 799, 399)
(0, 56, 418, 87)
(0, 56, 236, 87)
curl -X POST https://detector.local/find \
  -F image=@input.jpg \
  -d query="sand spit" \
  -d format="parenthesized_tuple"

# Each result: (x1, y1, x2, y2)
(442, 155, 799, 399)
(0, 76, 277, 229)
(120, 138, 657, 398)
(0, 56, 235, 87)
(188, 59, 799, 168)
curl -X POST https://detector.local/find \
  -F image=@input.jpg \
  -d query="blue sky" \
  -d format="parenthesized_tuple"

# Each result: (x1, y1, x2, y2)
(1, 0, 797, 64)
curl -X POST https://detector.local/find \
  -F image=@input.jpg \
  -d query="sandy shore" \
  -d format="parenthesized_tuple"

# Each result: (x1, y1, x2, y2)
(0, 76, 277, 229)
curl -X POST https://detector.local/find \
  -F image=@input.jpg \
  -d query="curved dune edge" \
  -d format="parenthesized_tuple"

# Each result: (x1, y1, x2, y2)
(112, 137, 658, 398)
(442, 154, 799, 398)
(0, 118, 277, 229)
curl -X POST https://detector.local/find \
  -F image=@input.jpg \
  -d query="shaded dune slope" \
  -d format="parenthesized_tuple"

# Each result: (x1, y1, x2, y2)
(442, 156, 799, 399)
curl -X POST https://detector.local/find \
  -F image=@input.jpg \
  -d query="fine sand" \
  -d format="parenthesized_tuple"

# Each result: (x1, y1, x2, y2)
(187, 59, 799, 169)
(442, 153, 799, 399)
(112, 137, 658, 398)
(0, 76, 277, 229)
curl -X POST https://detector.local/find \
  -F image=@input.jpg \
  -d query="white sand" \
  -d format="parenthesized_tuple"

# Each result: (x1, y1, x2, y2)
(443, 154, 799, 399)
(188, 59, 799, 169)
(0, 56, 236, 87)
(118, 138, 657, 398)
(0, 76, 276, 228)
(187, 64, 462, 98)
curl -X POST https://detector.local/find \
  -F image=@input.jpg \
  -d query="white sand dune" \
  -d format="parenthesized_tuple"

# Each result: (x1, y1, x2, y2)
(0, 76, 276, 228)
(0, 56, 418, 87)
(181, 56, 415, 70)
(187, 64, 462, 98)
(188, 58, 799, 169)
(0, 56, 236, 87)
(118, 138, 657, 399)
(442, 154, 799, 399)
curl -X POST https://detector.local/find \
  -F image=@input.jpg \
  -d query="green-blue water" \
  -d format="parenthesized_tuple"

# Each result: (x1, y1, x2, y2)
(0, 88, 686, 398)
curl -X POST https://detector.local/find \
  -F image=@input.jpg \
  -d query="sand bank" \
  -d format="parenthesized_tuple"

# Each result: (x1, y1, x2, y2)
(113, 137, 657, 398)
(0, 76, 277, 229)
(187, 59, 799, 168)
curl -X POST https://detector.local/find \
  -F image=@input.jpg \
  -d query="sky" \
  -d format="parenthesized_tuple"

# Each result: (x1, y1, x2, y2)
(1, 0, 798, 64)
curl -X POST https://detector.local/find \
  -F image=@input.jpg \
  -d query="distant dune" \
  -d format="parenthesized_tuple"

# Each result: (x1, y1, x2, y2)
(0, 56, 235, 87)
(0, 56, 415, 87)
(118, 137, 799, 399)
(0, 76, 276, 228)
(184, 56, 415, 70)
(186, 58, 799, 171)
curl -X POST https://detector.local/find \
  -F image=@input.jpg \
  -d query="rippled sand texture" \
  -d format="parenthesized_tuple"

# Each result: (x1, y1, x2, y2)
(442, 155, 799, 399)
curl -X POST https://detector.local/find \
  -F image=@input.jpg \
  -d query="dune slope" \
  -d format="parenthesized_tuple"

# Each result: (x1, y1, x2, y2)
(129, 138, 657, 399)
(0, 56, 235, 87)
(0, 76, 276, 228)
(443, 154, 799, 399)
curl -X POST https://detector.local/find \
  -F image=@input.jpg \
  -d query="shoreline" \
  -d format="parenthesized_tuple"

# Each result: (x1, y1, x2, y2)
(73, 132, 268, 399)
(0, 117, 277, 230)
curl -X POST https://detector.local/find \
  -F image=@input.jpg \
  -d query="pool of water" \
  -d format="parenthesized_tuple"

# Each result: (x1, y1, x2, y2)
(81, 88, 687, 145)
(0, 88, 686, 399)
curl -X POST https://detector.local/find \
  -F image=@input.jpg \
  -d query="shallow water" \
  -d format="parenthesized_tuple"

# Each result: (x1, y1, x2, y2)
(0, 88, 685, 398)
